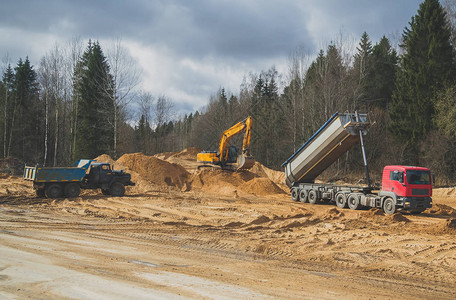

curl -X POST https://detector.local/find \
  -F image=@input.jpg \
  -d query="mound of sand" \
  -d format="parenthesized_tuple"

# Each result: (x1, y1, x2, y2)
(153, 152, 178, 160)
(117, 153, 190, 189)
(424, 204, 456, 216)
(389, 213, 409, 222)
(366, 208, 384, 216)
(444, 218, 456, 230)
(249, 162, 285, 185)
(243, 177, 285, 196)
(190, 169, 251, 196)
(427, 218, 456, 235)
(169, 147, 202, 160)
(190, 169, 284, 197)
(433, 188, 456, 197)
(322, 208, 345, 220)
(94, 154, 116, 165)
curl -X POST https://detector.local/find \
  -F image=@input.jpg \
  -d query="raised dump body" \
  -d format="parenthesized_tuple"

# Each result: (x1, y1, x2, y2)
(282, 112, 370, 187)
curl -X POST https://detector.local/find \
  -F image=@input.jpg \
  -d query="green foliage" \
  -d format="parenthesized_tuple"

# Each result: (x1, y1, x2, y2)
(390, 0, 455, 163)
(73, 41, 115, 159)
(0, 59, 41, 162)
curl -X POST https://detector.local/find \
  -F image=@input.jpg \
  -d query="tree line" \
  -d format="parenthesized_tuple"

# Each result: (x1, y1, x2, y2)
(2, 0, 456, 184)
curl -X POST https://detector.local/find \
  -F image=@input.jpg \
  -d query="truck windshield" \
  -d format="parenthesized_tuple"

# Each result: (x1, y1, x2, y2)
(406, 170, 431, 185)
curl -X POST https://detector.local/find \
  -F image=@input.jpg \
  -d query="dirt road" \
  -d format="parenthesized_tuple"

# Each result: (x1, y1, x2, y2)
(1, 151, 456, 299)
(1, 186, 456, 299)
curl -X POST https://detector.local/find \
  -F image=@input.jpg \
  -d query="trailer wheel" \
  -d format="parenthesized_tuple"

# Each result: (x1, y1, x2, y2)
(64, 183, 80, 198)
(308, 190, 318, 204)
(45, 183, 63, 198)
(35, 188, 45, 198)
(291, 188, 299, 201)
(383, 197, 396, 215)
(110, 182, 125, 197)
(347, 194, 361, 210)
(335, 193, 347, 208)
(299, 189, 308, 203)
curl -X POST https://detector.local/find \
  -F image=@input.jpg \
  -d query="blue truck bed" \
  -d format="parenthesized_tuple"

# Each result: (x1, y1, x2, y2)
(23, 160, 93, 183)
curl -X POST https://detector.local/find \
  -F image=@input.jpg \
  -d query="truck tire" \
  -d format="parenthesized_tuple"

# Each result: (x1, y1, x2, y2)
(383, 197, 396, 215)
(299, 189, 308, 203)
(335, 193, 347, 208)
(45, 183, 63, 198)
(64, 183, 80, 198)
(347, 194, 361, 210)
(102, 189, 111, 195)
(36, 188, 45, 198)
(291, 188, 299, 202)
(308, 190, 318, 204)
(110, 182, 125, 197)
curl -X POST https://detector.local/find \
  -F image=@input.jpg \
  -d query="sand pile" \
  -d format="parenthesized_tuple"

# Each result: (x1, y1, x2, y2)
(94, 154, 116, 165)
(366, 208, 384, 216)
(433, 188, 456, 197)
(190, 169, 284, 197)
(322, 207, 345, 220)
(249, 162, 285, 185)
(169, 147, 202, 160)
(243, 177, 285, 195)
(117, 153, 190, 189)
(426, 218, 456, 235)
(153, 152, 177, 160)
(425, 203, 456, 216)
(443, 218, 456, 231)
(389, 213, 409, 222)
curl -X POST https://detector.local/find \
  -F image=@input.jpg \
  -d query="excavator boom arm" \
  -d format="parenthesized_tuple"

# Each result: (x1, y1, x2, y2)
(219, 116, 252, 161)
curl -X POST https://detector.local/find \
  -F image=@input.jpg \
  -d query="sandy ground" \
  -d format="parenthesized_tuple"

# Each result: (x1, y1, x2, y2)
(1, 151, 456, 299)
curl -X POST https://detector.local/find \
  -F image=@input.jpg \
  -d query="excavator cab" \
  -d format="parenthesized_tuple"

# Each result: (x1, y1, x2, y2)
(197, 116, 255, 171)
(226, 146, 238, 163)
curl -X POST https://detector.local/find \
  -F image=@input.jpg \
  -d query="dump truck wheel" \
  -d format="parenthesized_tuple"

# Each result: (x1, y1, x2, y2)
(291, 188, 299, 201)
(383, 198, 396, 215)
(102, 189, 111, 195)
(299, 189, 308, 203)
(46, 183, 63, 198)
(308, 190, 318, 204)
(347, 194, 361, 210)
(36, 188, 45, 198)
(110, 182, 125, 197)
(335, 193, 347, 208)
(64, 183, 80, 198)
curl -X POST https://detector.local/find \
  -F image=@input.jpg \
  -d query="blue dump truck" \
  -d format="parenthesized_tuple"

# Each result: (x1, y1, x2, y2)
(23, 159, 135, 198)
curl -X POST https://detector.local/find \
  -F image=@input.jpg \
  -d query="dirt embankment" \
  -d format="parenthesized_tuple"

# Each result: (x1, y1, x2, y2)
(95, 149, 286, 197)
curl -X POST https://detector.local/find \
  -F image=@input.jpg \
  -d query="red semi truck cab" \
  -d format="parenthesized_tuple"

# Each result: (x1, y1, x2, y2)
(379, 165, 433, 213)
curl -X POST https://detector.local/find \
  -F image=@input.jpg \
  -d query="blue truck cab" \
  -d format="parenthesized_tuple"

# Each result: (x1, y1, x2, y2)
(24, 159, 135, 198)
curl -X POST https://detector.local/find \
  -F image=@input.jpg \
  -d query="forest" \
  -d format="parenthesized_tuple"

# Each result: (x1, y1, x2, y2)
(2, 0, 456, 185)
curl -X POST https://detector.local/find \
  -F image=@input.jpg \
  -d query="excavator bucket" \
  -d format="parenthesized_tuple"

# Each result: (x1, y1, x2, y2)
(236, 154, 255, 170)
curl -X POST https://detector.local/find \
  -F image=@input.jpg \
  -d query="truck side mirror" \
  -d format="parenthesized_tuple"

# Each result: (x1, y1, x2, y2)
(432, 174, 435, 185)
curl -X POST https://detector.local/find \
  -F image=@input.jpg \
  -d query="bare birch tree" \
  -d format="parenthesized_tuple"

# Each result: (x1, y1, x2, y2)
(106, 38, 141, 158)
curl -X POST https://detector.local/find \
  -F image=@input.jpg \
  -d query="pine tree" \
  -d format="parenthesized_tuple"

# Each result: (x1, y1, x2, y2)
(2, 65, 15, 158)
(12, 58, 41, 162)
(73, 41, 115, 159)
(368, 36, 398, 106)
(390, 0, 455, 163)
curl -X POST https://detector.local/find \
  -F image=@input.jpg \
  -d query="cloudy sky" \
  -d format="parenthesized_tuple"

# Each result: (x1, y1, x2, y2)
(1, 0, 423, 115)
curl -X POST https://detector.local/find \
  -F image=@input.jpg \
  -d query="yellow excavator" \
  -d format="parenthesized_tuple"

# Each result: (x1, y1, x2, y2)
(197, 116, 255, 171)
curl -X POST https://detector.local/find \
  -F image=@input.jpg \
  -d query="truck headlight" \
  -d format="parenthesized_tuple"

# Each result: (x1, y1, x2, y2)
(405, 202, 410, 208)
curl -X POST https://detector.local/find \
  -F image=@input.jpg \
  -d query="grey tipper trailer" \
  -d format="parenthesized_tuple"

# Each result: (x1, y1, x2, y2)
(283, 112, 370, 188)
(282, 112, 433, 215)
